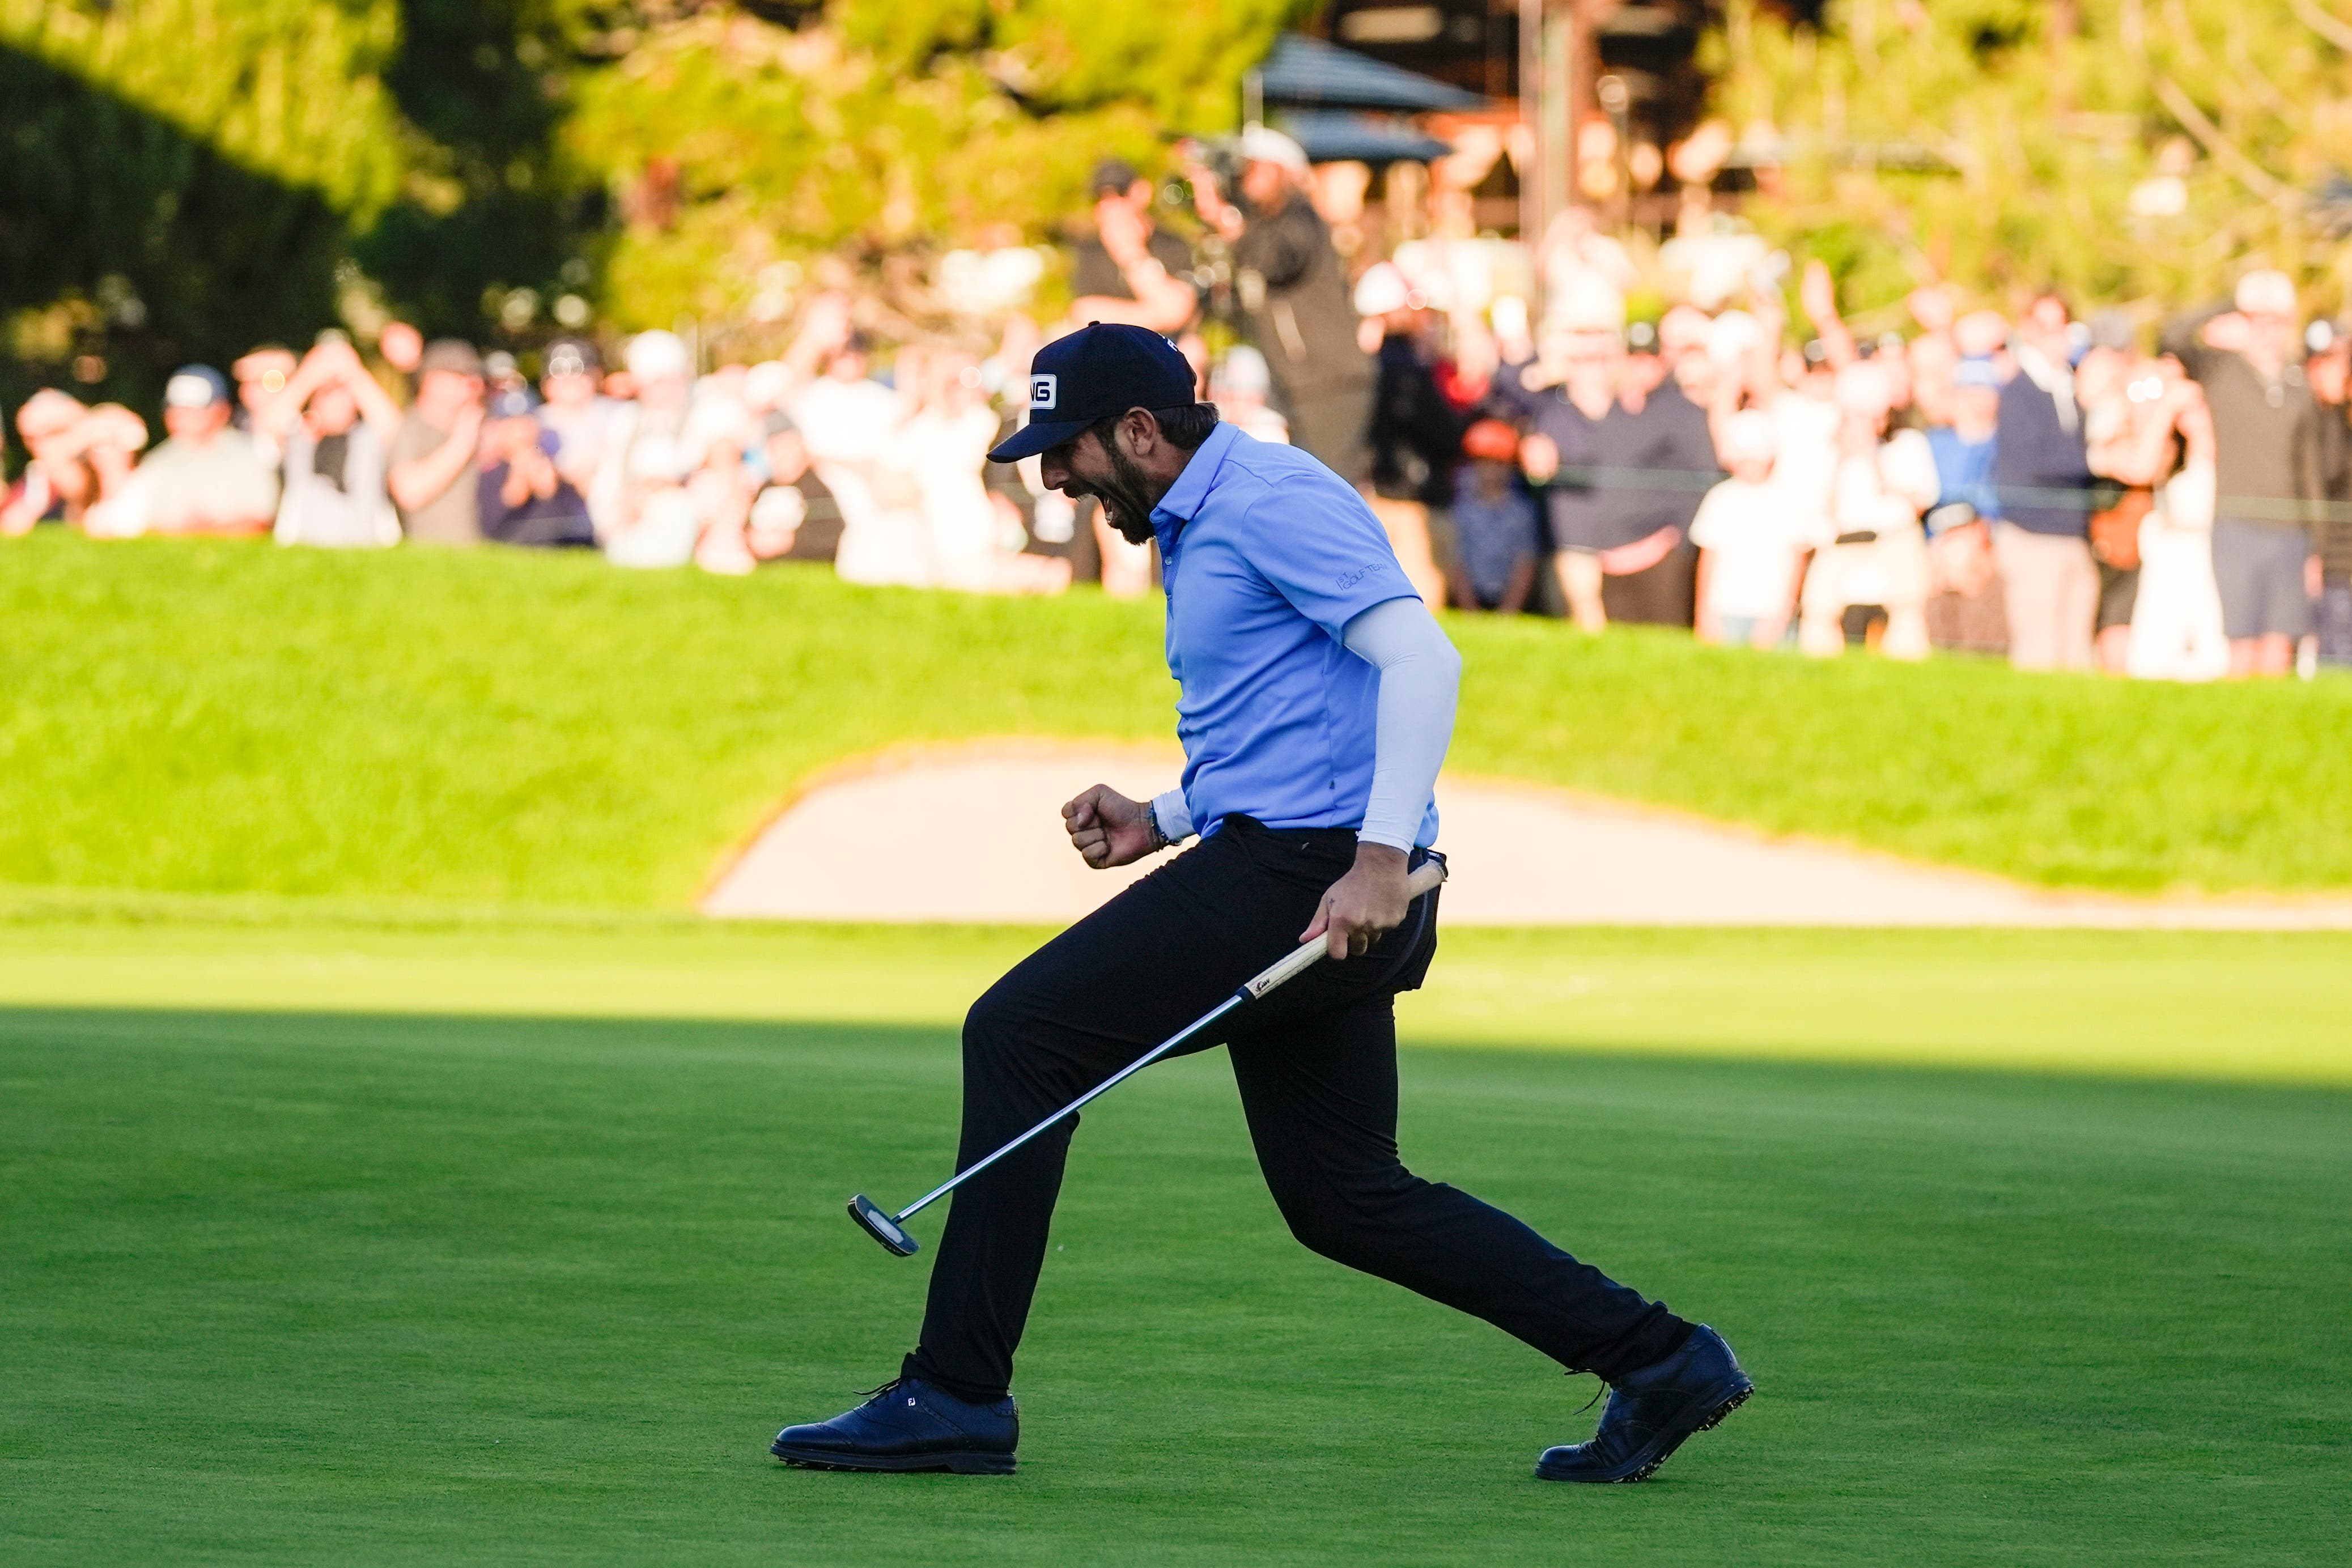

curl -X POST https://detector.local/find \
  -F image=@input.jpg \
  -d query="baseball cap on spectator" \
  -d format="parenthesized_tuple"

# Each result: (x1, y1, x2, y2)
(1705, 309, 1760, 365)
(1544, 273, 1625, 334)
(418, 339, 485, 379)
(1658, 305, 1712, 358)
(544, 337, 601, 380)
(1352, 262, 1411, 318)
(164, 366, 231, 409)
(986, 322, 1197, 463)
(2234, 269, 2297, 318)
(1835, 360, 1895, 418)
(16, 388, 87, 440)
(1461, 418, 1520, 463)
(1217, 345, 1272, 397)
(1720, 409, 1776, 462)
(1953, 309, 2010, 358)
(1238, 126, 1310, 173)
(1952, 356, 2004, 389)
(1091, 158, 1142, 198)
(627, 330, 691, 381)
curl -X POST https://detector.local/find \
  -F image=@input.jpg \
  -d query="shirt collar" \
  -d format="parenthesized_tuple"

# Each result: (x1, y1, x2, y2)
(1148, 422, 1240, 549)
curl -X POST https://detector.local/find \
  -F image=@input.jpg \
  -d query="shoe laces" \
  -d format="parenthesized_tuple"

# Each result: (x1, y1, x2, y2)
(856, 1377, 907, 1403)
(1568, 1372, 1608, 1416)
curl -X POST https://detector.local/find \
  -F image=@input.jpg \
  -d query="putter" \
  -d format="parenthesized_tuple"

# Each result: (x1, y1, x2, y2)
(848, 854, 1447, 1256)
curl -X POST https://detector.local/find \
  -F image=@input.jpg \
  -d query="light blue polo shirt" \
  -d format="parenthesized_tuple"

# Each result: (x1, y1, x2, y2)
(1149, 423, 1438, 846)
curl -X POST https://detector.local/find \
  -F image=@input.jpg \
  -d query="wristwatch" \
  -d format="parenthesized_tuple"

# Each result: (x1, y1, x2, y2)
(1141, 801, 1172, 852)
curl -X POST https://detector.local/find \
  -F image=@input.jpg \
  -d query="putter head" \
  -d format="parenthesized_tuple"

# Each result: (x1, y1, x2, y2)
(847, 1193, 920, 1257)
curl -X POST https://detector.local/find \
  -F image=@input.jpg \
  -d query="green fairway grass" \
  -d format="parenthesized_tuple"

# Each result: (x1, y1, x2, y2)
(4, 894, 2349, 1082)
(8, 532, 2352, 904)
(5, 986, 2345, 1565)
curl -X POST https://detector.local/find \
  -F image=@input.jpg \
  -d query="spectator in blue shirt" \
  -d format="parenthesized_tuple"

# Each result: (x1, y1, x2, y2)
(477, 389, 594, 547)
(1447, 418, 1540, 612)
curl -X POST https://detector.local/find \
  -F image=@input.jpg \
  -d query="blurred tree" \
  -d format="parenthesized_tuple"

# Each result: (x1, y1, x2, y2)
(3, 0, 1298, 443)
(562, 0, 1304, 335)
(356, 0, 612, 339)
(0, 0, 405, 417)
(1704, 0, 2352, 321)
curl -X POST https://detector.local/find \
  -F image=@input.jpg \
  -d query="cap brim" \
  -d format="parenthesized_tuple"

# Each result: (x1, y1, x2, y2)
(987, 417, 1092, 465)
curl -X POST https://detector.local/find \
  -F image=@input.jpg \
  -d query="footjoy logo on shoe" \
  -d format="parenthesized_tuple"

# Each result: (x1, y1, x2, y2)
(1029, 374, 1059, 410)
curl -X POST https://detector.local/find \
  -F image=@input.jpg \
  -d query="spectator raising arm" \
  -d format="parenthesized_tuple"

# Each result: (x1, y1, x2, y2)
(389, 402, 485, 515)
(1069, 197, 1198, 335)
(265, 338, 402, 442)
(1799, 261, 1858, 371)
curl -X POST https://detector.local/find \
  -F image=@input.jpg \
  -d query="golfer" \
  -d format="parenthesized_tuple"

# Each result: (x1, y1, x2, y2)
(773, 324, 1750, 1482)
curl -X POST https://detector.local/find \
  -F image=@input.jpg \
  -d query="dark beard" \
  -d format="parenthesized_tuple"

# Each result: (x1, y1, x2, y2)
(1096, 439, 1161, 545)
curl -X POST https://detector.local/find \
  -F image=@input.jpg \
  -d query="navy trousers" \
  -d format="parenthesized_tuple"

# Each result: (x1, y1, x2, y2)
(902, 815, 1691, 1402)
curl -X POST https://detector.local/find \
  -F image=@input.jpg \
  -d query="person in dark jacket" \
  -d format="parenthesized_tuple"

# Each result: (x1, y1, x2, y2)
(1066, 159, 1200, 338)
(1990, 292, 2100, 670)
(2306, 322, 2352, 666)
(1187, 128, 1374, 484)
(1357, 262, 1461, 608)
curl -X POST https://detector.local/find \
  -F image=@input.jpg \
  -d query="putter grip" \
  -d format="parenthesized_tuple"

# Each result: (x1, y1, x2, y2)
(1240, 856, 1449, 1001)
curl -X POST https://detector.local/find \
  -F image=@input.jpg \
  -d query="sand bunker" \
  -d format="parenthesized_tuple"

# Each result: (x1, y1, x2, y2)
(701, 740, 2352, 929)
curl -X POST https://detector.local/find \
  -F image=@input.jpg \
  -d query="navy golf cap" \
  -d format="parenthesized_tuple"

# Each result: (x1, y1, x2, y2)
(987, 323, 1196, 464)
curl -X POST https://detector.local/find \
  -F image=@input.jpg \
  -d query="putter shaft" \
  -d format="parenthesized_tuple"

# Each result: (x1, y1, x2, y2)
(882, 855, 1447, 1229)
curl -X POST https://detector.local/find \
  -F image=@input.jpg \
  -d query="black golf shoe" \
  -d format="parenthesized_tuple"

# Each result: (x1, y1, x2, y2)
(1535, 1324, 1752, 1484)
(771, 1378, 1018, 1475)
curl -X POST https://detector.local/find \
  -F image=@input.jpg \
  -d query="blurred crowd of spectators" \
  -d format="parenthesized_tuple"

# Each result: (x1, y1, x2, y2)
(9, 126, 2352, 678)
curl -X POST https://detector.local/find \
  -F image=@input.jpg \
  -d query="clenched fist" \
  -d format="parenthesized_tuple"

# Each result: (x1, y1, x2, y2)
(1063, 784, 1161, 870)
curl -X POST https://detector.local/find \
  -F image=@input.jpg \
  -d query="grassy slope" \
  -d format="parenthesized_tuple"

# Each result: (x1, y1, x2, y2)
(4, 990, 2344, 1566)
(7, 532, 2352, 904)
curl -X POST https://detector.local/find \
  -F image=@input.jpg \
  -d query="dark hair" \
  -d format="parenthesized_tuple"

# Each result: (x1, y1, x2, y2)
(1089, 402, 1220, 451)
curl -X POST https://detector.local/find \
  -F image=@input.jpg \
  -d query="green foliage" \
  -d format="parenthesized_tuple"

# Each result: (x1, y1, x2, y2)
(1, 0, 1297, 397)
(564, 0, 1302, 331)
(6, 533, 2352, 907)
(3, 951, 2348, 1560)
(0, 0, 407, 419)
(1705, 0, 2352, 319)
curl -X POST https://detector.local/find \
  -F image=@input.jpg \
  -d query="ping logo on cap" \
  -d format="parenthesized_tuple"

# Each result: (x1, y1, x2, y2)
(1029, 373, 1059, 411)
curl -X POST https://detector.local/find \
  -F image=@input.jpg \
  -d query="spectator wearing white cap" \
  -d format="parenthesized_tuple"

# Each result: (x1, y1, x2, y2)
(2161, 269, 2326, 677)
(128, 365, 280, 537)
(1690, 409, 1819, 648)
(778, 303, 931, 586)
(1185, 126, 1374, 484)
(538, 337, 620, 495)
(388, 339, 487, 545)
(595, 330, 703, 568)
(1211, 345, 1289, 445)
